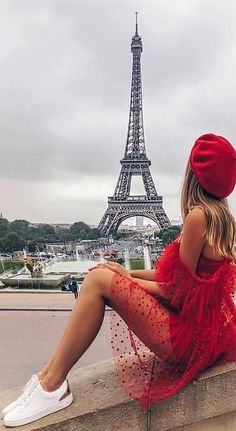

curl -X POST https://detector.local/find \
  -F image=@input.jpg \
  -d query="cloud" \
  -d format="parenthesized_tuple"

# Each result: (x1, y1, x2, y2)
(0, 0, 235, 223)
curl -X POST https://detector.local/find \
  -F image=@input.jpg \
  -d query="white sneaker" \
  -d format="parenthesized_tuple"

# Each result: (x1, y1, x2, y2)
(1, 374, 38, 417)
(4, 378, 73, 427)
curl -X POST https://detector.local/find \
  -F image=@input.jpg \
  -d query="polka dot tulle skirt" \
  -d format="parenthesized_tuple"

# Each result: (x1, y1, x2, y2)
(109, 241, 236, 409)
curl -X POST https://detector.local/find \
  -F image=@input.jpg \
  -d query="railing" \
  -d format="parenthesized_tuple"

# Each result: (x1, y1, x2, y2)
(108, 195, 163, 203)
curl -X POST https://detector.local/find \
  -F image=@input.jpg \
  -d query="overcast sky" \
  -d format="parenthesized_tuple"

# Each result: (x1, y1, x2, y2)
(0, 0, 235, 225)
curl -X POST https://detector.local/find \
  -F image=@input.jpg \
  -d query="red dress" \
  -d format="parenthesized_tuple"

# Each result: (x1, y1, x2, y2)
(109, 240, 236, 409)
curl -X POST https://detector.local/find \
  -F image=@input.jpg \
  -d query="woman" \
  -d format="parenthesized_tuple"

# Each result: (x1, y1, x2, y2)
(3, 133, 236, 427)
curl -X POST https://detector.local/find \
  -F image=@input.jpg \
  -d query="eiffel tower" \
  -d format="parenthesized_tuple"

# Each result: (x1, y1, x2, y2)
(98, 14, 171, 238)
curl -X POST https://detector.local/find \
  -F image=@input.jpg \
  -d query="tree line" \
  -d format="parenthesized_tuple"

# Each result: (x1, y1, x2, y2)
(0, 218, 101, 253)
(0, 217, 182, 253)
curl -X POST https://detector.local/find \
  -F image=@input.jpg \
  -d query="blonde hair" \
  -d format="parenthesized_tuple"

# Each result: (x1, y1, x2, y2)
(181, 161, 236, 263)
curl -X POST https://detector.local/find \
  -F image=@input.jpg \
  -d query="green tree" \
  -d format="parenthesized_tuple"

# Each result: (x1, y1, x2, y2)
(60, 231, 75, 242)
(78, 229, 88, 240)
(10, 219, 29, 235)
(1, 232, 25, 252)
(0, 238, 5, 251)
(37, 224, 55, 236)
(0, 218, 10, 237)
(27, 224, 57, 242)
(87, 228, 101, 240)
(27, 240, 38, 253)
(155, 226, 181, 244)
(70, 222, 91, 236)
(154, 228, 168, 239)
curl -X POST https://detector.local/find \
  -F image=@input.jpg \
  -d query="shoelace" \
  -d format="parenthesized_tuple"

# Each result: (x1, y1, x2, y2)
(22, 375, 38, 393)
(15, 377, 39, 410)
(18, 384, 40, 412)
(22, 376, 34, 392)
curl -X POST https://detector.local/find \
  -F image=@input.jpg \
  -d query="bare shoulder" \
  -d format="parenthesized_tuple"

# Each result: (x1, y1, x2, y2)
(185, 207, 206, 231)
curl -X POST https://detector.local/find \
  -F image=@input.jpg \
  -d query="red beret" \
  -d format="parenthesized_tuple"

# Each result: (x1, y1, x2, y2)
(190, 133, 236, 198)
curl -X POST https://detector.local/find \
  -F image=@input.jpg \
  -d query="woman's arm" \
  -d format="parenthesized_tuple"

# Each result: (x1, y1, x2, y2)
(132, 277, 169, 299)
(129, 269, 156, 281)
(179, 207, 206, 272)
(133, 208, 207, 299)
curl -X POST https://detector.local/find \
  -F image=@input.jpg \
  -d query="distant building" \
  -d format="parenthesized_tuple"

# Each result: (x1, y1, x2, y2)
(136, 216, 144, 227)
(28, 222, 72, 229)
(170, 218, 182, 226)
(118, 224, 136, 233)
(28, 222, 40, 228)
(52, 223, 71, 230)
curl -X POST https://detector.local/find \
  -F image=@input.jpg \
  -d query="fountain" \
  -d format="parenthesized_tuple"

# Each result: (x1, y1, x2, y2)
(99, 250, 105, 263)
(76, 245, 81, 261)
(143, 245, 151, 270)
(25, 256, 44, 278)
(1, 242, 145, 289)
(0, 253, 70, 289)
(124, 249, 130, 270)
(36, 246, 46, 272)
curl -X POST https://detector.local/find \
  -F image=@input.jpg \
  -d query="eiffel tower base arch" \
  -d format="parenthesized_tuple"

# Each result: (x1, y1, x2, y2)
(98, 199, 171, 239)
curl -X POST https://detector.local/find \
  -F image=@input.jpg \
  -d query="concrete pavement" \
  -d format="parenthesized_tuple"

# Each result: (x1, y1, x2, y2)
(0, 290, 113, 391)
(0, 290, 76, 310)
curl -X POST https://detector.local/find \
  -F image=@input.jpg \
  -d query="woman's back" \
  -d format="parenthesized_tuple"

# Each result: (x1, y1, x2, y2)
(197, 252, 225, 277)
(201, 242, 225, 261)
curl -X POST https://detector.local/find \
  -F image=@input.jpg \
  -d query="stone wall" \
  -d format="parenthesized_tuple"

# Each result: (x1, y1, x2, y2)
(0, 359, 235, 431)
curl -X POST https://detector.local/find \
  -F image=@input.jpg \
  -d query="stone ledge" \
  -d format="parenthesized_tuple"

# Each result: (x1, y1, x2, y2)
(170, 411, 236, 431)
(0, 290, 69, 294)
(0, 359, 235, 431)
(151, 360, 236, 430)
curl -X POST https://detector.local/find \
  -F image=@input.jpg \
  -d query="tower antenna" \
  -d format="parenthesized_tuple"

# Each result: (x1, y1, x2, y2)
(135, 11, 138, 35)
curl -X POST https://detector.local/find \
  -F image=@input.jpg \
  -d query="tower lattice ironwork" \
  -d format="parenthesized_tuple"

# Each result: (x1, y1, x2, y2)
(98, 14, 171, 238)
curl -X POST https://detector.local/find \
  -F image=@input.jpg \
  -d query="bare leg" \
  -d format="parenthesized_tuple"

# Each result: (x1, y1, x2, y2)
(39, 268, 113, 391)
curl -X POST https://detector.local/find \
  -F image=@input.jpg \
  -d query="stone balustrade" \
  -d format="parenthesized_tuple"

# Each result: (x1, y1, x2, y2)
(0, 359, 235, 431)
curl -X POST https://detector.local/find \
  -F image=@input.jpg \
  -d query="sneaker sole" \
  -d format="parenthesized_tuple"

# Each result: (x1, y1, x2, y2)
(4, 392, 73, 427)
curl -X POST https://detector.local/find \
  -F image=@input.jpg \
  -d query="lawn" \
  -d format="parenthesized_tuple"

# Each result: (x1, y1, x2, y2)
(0, 261, 23, 274)
(130, 259, 145, 270)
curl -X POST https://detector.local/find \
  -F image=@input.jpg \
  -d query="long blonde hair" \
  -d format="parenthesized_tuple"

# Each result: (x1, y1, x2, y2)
(181, 161, 236, 262)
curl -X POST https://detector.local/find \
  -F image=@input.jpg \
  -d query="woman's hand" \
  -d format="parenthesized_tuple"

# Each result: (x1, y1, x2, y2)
(88, 261, 132, 279)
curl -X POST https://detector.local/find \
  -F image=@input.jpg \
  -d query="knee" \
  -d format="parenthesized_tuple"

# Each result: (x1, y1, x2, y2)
(86, 268, 105, 282)
(80, 268, 106, 294)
